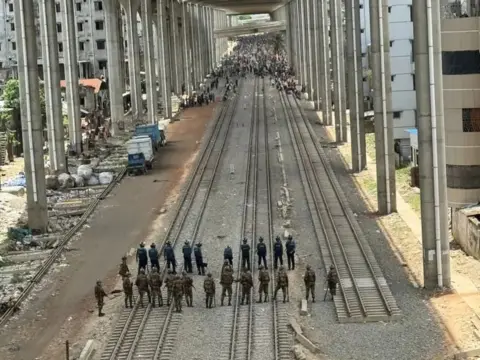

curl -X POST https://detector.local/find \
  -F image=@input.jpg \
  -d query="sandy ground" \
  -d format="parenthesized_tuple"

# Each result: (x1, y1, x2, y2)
(319, 116, 480, 358)
(0, 104, 218, 360)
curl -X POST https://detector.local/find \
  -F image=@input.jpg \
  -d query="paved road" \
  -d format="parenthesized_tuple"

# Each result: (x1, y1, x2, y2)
(0, 104, 218, 360)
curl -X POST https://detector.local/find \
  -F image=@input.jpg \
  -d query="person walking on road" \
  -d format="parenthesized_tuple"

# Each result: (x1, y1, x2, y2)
(257, 237, 267, 269)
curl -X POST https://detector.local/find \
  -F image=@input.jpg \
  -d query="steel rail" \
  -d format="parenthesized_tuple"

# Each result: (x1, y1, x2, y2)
(229, 76, 258, 360)
(262, 79, 280, 360)
(0, 167, 127, 326)
(277, 90, 353, 317)
(290, 95, 392, 316)
(104, 84, 236, 360)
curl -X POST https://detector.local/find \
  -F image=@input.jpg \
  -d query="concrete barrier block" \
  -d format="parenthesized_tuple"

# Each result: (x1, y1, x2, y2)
(289, 318, 303, 335)
(79, 339, 99, 360)
(300, 299, 308, 316)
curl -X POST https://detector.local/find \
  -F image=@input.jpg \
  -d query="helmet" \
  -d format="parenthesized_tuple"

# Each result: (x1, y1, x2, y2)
(152, 267, 158, 273)
(330, 265, 335, 270)
(259, 265, 264, 270)
(122, 255, 127, 260)
(306, 265, 311, 270)
(243, 238, 247, 243)
(140, 242, 145, 247)
(139, 268, 145, 274)
(185, 240, 190, 245)
(259, 237, 264, 242)
(167, 241, 171, 245)
(275, 236, 280, 241)
(151, 243, 156, 248)
(196, 243, 202, 247)
(125, 272, 131, 277)
(96, 280, 101, 284)
(288, 235, 293, 240)
(207, 273, 212, 277)
(224, 260, 229, 265)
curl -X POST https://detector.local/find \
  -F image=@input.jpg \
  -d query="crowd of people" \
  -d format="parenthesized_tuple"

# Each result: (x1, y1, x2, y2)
(94, 34, 340, 316)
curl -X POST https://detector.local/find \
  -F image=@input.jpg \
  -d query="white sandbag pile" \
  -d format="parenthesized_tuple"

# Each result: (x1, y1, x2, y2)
(77, 165, 93, 180)
(71, 174, 85, 187)
(98, 172, 114, 185)
(87, 175, 100, 186)
(58, 173, 75, 189)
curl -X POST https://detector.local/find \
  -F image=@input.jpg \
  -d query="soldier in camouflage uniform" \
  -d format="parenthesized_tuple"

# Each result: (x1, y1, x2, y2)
(203, 273, 216, 308)
(274, 265, 289, 303)
(135, 268, 151, 307)
(235, 267, 253, 305)
(303, 264, 316, 302)
(172, 274, 184, 312)
(327, 264, 339, 299)
(220, 260, 234, 306)
(149, 267, 163, 307)
(257, 265, 270, 303)
(94, 280, 107, 316)
(182, 271, 194, 307)
(118, 256, 130, 278)
(123, 272, 134, 308)
(165, 269, 174, 306)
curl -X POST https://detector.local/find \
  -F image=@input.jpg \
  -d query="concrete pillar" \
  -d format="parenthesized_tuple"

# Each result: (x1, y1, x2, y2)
(38, 0, 66, 173)
(299, 0, 307, 86)
(124, 0, 142, 121)
(209, 8, 215, 70)
(338, 3, 348, 143)
(60, 0, 81, 154)
(157, 0, 172, 118)
(181, 2, 190, 94)
(346, 0, 366, 172)
(305, 0, 312, 98)
(189, 4, 197, 87)
(196, 5, 204, 81)
(370, 0, 396, 214)
(170, 0, 179, 94)
(14, 0, 48, 231)
(285, 3, 293, 65)
(104, 0, 125, 135)
(330, 0, 346, 142)
(295, 0, 303, 83)
(413, 0, 450, 288)
(202, 7, 208, 77)
(317, 0, 332, 125)
(141, 0, 158, 124)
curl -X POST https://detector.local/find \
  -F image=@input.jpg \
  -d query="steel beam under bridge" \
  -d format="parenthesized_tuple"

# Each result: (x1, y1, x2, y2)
(214, 20, 286, 38)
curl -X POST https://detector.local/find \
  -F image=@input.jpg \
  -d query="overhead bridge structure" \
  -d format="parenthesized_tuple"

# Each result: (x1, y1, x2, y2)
(213, 20, 286, 38)
(14, 0, 451, 290)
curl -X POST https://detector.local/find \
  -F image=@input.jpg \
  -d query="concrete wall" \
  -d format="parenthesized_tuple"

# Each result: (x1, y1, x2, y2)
(442, 17, 480, 207)
(452, 207, 480, 260)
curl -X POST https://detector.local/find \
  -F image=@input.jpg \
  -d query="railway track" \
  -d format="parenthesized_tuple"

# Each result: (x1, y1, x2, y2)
(101, 83, 243, 360)
(0, 167, 127, 326)
(278, 90, 401, 323)
(227, 77, 291, 360)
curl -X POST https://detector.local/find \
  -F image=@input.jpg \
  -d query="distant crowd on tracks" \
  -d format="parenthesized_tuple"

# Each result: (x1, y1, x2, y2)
(94, 33, 340, 317)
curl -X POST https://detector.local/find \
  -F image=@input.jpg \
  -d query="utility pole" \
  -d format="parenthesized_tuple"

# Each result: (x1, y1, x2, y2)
(412, 0, 450, 289)
(369, 0, 396, 214)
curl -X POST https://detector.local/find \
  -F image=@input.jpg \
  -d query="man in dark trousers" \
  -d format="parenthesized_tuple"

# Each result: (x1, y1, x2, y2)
(149, 243, 159, 271)
(286, 235, 296, 270)
(194, 243, 206, 275)
(136, 242, 148, 274)
(240, 238, 251, 271)
(164, 241, 177, 274)
(274, 236, 283, 269)
(183, 240, 193, 273)
(224, 245, 233, 266)
(256, 237, 267, 269)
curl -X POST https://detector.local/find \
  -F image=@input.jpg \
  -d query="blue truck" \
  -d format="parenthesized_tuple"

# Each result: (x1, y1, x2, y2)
(134, 124, 166, 151)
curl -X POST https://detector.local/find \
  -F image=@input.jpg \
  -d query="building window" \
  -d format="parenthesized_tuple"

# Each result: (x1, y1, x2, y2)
(77, 22, 83, 32)
(393, 111, 402, 119)
(58, 42, 63, 52)
(443, 51, 480, 75)
(10, 23, 14, 31)
(76, 3, 81, 11)
(96, 40, 106, 50)
(8, 3, 13, 12)
(57, 23, 62, 33)
(95, 20, 104, 31)
(462, 108, 480, 132)
(80, 96, 85, 106)
(79, 41, 85, 51)
(11, 42, 16, 51)
(98, 60, 107, 69)
(56, 3, 60, 12)
(94, 1, 103, 11)
(124, 40, 128, 48)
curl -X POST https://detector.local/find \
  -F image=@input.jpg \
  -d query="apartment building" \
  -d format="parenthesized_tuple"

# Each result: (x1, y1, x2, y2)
(0, 0, 141, 79)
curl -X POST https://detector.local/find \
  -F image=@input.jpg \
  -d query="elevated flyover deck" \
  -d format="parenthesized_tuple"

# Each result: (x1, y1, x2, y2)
(214, 20, 286, 38)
